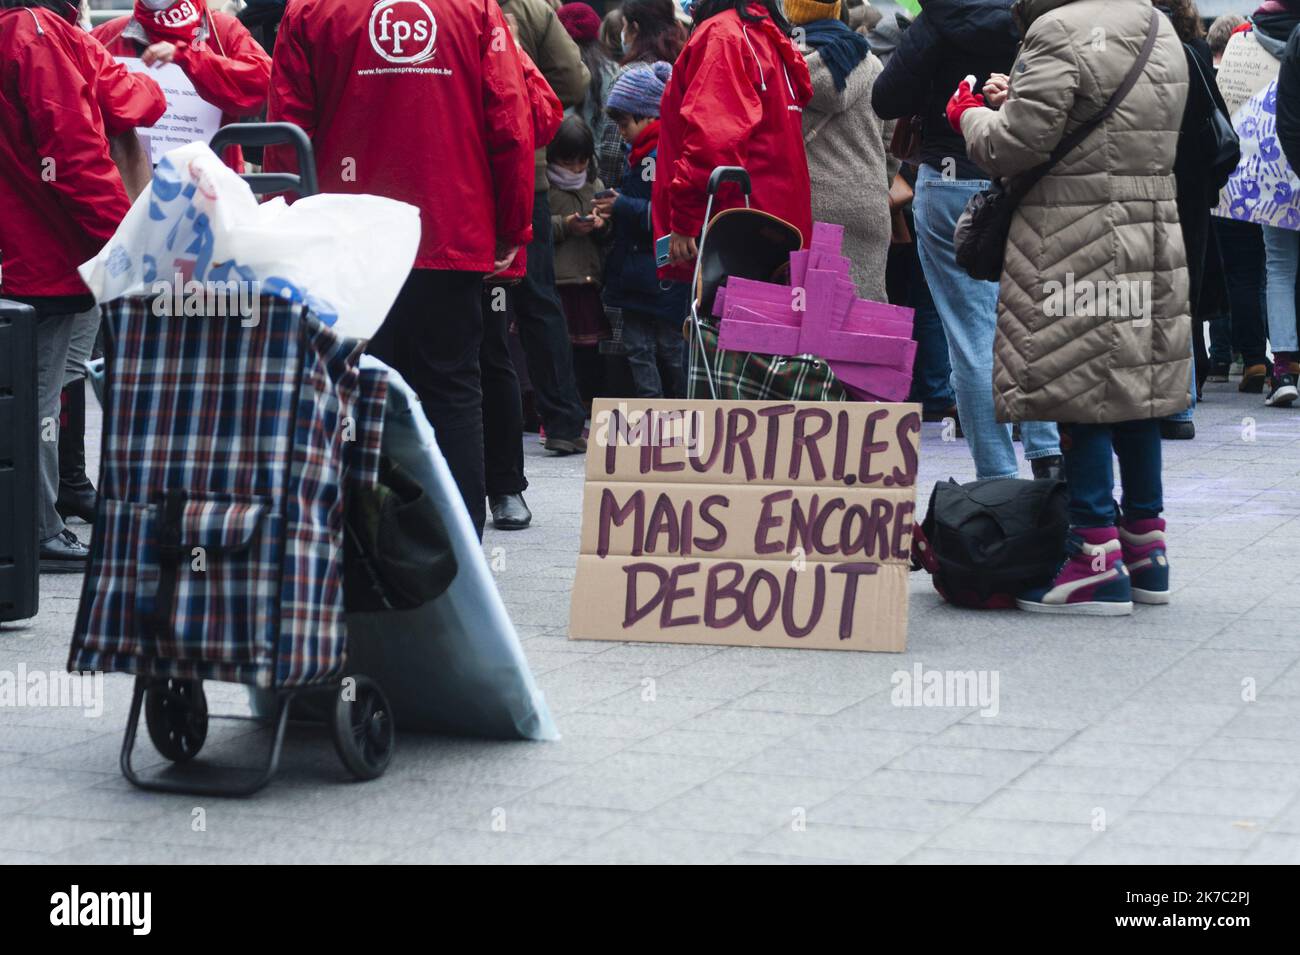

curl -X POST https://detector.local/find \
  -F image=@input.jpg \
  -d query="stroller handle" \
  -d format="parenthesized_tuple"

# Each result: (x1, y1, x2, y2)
(707, 166, 751, 197)
(209, 122, 319, 198)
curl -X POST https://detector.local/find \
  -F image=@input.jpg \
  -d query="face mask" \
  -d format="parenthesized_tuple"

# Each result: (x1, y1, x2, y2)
(140, 0, 175, 10)
(620, 26, 628, 50)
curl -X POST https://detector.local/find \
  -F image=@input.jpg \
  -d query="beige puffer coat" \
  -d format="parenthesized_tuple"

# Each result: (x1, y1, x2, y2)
(960, 0, 1191, 424)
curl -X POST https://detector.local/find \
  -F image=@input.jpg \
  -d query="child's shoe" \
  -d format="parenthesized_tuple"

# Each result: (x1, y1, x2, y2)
(1017, 526, 1133, 616)
(1119, 516, 1169, 605)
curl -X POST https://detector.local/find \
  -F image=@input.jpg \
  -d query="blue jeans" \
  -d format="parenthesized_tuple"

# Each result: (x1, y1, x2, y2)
(912, 164, 1060, 478)
(1061, 420, 1162, 528)
(902, 238, 955, 412)
(1261, 223, 1300, 353)
(623, 310, 686, 398)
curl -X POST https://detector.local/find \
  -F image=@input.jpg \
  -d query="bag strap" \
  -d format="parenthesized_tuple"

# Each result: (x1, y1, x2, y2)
(1011, 9, 1161, 196)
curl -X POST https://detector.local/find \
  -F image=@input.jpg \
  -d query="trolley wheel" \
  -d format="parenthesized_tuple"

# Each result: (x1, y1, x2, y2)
(144, 678, 208, 762)
(330, 676, 394, 780)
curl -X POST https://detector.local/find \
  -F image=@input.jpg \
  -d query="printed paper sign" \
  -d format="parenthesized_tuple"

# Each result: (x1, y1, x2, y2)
(118, 58, 223, 165)
(568, 399, 922, 652)
(1212, 31, 1300, 230)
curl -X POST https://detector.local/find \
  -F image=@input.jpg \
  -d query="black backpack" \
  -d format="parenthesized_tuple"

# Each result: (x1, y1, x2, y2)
(913, 477, 1068, 609)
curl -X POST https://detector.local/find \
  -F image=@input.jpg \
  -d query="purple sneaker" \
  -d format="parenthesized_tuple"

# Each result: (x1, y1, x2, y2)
(1017, 526, 1133, 616)
(1119, 516, 1169, 605)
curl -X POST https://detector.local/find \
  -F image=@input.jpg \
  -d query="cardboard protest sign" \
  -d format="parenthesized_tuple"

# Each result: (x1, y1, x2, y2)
(569, 399, 921, 652)
(119, 59, 223, 166)
(1212, 31, 1300, 230)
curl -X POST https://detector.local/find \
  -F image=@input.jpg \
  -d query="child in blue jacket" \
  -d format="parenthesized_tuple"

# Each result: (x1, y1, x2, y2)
(593, 61, 689, 398)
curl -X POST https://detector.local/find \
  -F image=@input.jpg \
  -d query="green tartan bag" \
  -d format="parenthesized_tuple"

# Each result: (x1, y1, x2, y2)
(687, 317, 848, 402)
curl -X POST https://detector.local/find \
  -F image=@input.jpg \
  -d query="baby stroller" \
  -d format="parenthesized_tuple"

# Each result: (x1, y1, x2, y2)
(686, 166, 848, 402)
(68, 124, 401, 797)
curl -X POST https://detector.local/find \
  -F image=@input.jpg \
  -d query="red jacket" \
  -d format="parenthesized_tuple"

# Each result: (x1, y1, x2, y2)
(266, 0, 535, 272)
(92, 10, 271, 169)
(652, 5, 813, 282)
(0, 8, 166, 297)
(497, 48, 563, 281)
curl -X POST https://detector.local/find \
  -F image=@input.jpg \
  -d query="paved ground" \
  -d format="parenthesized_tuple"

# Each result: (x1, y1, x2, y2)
(3, 379, 1300, 864)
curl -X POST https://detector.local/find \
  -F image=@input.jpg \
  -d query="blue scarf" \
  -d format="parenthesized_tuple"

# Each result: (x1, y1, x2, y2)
(802, 19, 870, 93)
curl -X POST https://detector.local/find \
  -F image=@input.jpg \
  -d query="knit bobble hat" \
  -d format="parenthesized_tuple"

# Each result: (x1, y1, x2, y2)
(606, 61, 673, 118)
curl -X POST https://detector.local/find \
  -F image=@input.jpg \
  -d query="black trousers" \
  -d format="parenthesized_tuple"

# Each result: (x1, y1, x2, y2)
(1213, 216, 1269, 366)
(512, 191, 587, 441)
(480, 283, 528, 498)
(367, 269, 487, 537)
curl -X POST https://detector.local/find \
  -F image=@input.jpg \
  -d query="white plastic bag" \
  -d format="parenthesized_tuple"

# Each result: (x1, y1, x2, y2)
(79, 141, 420, 340)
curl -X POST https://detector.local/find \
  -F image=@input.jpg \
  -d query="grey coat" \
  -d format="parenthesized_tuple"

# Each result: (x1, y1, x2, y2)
(800, 49, 896, 302)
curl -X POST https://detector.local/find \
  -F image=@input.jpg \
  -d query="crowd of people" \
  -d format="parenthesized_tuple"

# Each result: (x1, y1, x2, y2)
(2, 0, 1299, 617)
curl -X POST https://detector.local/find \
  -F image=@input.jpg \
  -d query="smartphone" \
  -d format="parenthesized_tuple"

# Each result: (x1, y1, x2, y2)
(576, 214, 595, 223)
(655, 234, 672, 267)
(594, 189, 615, 200)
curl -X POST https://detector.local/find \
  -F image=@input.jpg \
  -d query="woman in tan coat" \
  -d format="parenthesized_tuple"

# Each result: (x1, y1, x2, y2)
(952, 0, 1190, 616)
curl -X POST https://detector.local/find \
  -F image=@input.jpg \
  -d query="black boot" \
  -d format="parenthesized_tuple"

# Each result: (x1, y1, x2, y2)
(56, 380, 97, 524)
(1030, 455, 1064, 481)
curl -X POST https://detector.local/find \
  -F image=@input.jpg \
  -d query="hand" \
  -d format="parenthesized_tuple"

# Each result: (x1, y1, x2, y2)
(668, 232, 698, 265)
(592, 191, 617, 217)
(945, 79, 985, 134)
(983, 72, 1010, 109)
(592, 211, 610, 230)
(565, 213, 596, 236)
(142, 42, 178, 67)
(489, 244, 521, 276)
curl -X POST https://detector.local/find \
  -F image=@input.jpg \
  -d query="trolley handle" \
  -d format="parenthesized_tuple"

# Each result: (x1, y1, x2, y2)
(706, 166, 751, 197)
(209, 122, 318, 198)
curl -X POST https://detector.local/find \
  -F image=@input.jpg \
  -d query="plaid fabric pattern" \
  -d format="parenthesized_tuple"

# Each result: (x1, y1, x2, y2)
(687, 317, 849, 402)
(70, 295, 385, 688)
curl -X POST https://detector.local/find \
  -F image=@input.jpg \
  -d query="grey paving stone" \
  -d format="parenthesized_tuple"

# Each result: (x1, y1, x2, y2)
(383, 828, 580, 864)
(1241, 833, 1300, 863)
(1132, 785, 1291, 820)
(1071, 841, 1246, 865)
(927, 817, 1102, 856)
(808, 793, 970, 832)
(555, 825, 755, 864)
(1105, 812, 1265, 851)
(750, 824, 930, 863)
(973, 790, 1136, 827)
(849, 769, 1007, 804)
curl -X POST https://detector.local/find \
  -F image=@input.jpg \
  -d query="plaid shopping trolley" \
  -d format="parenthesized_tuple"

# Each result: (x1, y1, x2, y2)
(686, 166, 849, 403)
(69, 291, 393, 795)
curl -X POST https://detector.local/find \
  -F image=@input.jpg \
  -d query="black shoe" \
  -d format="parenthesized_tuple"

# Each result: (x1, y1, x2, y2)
(1030, 455, 1063, 481)
(1265, 373, 1299, 408)
(1159, 419, 1196, 440)
(544, 435, 587, 455)
(40, 528, 89, 573)
(490, 493, 532, 530)
(1206, 362, 1230, 383)
(56, 482, 97, 524)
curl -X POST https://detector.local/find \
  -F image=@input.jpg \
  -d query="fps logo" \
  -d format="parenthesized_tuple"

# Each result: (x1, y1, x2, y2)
(368, 0, 437, 64)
